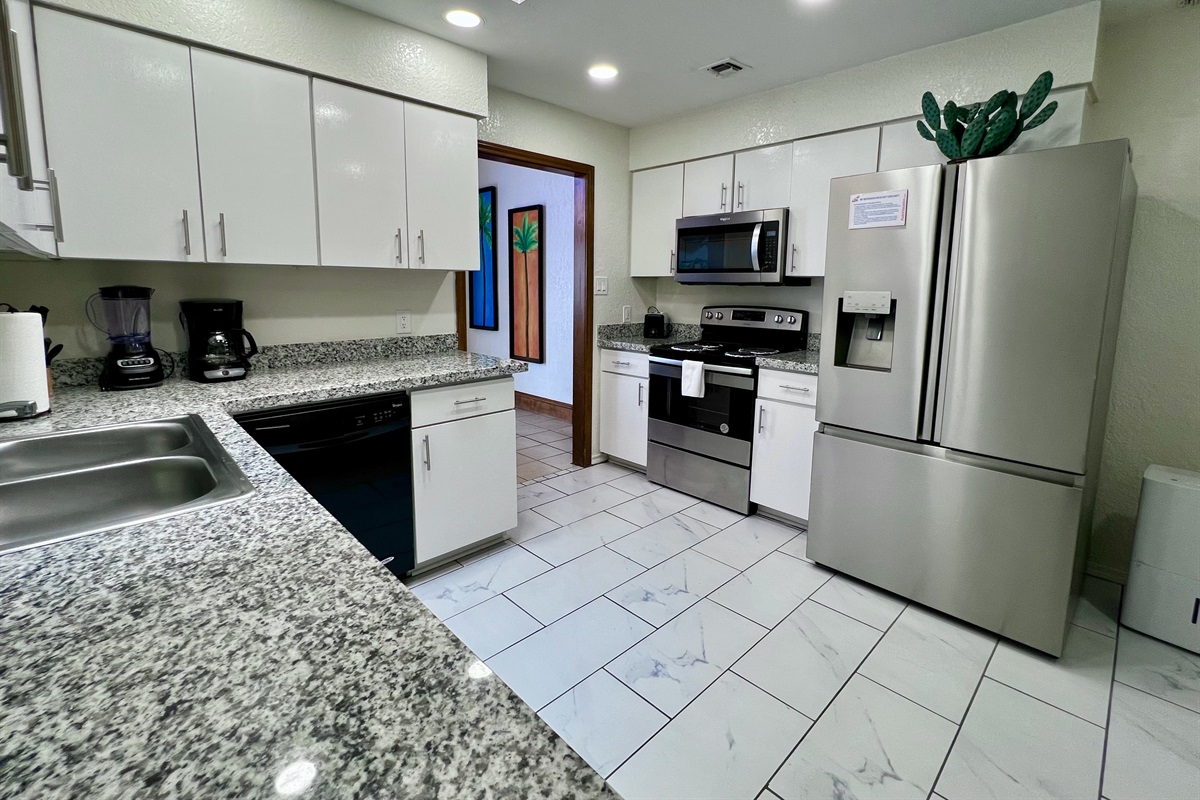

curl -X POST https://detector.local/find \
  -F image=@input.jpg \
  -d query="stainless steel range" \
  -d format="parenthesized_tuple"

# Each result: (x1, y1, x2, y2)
(647, 306, 808, 513)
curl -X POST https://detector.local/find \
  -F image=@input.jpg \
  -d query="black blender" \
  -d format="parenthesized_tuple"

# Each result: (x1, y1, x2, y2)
(85, 285, 165, 390)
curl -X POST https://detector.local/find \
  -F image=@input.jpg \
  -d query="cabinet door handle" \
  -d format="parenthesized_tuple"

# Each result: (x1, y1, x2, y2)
(737, 181, 745, 209)
(454, 397, 486, 405)
(218, 212, 228, 257)
(182, 210, 191, 256)
(1, 27, 32, 189)
(757, 404, 766, 434)
(670, 249, 676, 274)
(396, 227, 403, 265)
(418, 229, 426, 264)
(790, 243, 798, 273)
(47, 167, 64, 242)
(611, 360, 631, 367)
(422, 434, 431, 471)
(720, 183, 727, 211)
(780, 385, 811, 393)
(638, 382, 644, 407)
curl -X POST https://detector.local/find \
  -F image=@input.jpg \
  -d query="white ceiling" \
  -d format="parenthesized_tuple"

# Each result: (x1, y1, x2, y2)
(333, 0, 1163, 128)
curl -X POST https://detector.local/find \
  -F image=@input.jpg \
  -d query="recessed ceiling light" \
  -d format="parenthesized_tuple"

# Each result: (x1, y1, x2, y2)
(444, 9, 482, 28)
(588, 64, 619, 80)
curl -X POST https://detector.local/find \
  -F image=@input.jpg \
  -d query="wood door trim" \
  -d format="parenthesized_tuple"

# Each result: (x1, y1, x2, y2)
(461, 140, 594, 467)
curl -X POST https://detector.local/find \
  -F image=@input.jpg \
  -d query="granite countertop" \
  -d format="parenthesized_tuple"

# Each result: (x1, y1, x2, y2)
(0, 351, 616, 799)
(595, 323, 700, 353)
(756, 350, 820, 375)
(597, 324, 820, 375)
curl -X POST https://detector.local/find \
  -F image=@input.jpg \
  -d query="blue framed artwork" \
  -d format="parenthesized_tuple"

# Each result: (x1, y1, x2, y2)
(470, 186, 500, 330)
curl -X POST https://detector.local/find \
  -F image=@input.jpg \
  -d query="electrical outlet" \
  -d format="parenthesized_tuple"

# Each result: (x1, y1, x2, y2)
(622, 305, 632, 323)
(395, 310, 412, 335)
(594, 276, 608, 296)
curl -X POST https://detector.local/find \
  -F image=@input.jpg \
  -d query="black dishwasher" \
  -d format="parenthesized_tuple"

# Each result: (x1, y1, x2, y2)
(235, 392, 415, 576)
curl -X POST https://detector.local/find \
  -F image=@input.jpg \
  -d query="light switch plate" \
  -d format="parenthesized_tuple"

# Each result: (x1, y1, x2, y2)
(396, 310, 412, 334)
(594, 276, 608, 296)
(622, 305, 632, 323)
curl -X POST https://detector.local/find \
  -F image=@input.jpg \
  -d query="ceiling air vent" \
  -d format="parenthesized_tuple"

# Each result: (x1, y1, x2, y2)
(701, 58, 750, 78)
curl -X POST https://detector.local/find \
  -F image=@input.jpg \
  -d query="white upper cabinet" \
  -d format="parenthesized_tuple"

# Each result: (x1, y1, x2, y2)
(787, 127, 880, 278)
(192, 49, 318, 266)
(682, 154, 734, 217)
(733, 143, 792, 212)
(312, 79, 408, 269)
(34, 7, 203, 261)
(630, 164, 683, 277)
(403, 102, 478, 271)
(877, 119, 946, 172)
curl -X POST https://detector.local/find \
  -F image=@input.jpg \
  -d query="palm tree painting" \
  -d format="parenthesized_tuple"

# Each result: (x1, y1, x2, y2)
(509, 204, 544, 363)
(469, 187, 499, 330)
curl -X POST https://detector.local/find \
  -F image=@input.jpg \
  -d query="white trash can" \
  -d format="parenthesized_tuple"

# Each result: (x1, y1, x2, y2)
(1120, 465, 1200, 654)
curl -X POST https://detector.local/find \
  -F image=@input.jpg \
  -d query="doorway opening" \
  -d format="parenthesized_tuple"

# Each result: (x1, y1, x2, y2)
(455, 142, 595, 478)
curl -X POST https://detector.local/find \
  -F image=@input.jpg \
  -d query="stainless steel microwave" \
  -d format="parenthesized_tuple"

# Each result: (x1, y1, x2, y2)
(674, 208, 789, 285)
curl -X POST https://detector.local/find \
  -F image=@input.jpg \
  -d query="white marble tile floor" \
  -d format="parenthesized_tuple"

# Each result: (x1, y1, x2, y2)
(404, 463, 1199, 800)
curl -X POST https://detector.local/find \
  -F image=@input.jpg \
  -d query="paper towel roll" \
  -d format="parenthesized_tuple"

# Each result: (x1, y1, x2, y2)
(0, 312, 51, 419)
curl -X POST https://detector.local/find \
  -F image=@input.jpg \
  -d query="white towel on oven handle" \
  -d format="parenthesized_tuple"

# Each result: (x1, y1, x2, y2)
(681, 360, 706, 398)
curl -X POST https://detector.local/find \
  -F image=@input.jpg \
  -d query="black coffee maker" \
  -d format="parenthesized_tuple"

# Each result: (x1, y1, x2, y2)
(179, 299, 258, 383)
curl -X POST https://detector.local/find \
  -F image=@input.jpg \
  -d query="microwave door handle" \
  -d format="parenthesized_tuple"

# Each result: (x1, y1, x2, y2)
(750, 222, 762, 272)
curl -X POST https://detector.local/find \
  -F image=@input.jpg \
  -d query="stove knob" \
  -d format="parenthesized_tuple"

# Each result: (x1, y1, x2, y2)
(773, 314, 784, 324)
(705, 311, 714, 320)
(787, 315, 797, 325)
(715, 312, 724, 320)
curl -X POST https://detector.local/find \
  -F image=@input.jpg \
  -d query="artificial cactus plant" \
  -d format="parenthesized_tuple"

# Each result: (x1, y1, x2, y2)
(917, 71, 1059, 161)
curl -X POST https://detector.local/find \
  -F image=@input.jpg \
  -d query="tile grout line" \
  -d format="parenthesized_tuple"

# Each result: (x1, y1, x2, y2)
(925, 638, 999, 797)
(854, 672, 962, 727)
(1111, 677, 1200, 716)
(1096, 622, 1123, 800)
(755, 595, 909, 798)
(982, 675, 1108, 730)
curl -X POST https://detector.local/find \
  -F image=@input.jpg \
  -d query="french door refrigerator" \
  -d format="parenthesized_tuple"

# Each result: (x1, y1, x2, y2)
(809, 139, 1136, 656)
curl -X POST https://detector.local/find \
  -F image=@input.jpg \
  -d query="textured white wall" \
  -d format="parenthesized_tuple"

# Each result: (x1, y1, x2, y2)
(0, 259, 456, 357)
(479, 88, 651, 459)
(471, 160, 575, 405)
(629, 2, 1101, 170)
(1082, 7, 1200, 580)
(40, 0, 488, 116)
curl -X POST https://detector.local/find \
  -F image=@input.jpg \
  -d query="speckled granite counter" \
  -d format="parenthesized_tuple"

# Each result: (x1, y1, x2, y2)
(757, 350, 820, 375)
(0, 351, 617, 799)
(595, 323, 700, 353)
(598, 324, 820, 375)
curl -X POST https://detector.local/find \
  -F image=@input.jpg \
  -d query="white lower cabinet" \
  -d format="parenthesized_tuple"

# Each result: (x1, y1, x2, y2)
(410, 390, 517, 565)
(599, 350, 649, 468)
(750, 375, 819, 521)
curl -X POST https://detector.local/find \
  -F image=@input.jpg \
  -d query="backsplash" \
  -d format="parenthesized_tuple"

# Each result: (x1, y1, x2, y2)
(52, 334, 460, 388)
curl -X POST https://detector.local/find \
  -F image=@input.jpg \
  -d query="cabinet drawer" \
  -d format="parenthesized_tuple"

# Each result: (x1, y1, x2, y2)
(757, 369, 818, 406)
(599, 349, 649, 378)
(411, 377, 515, 428)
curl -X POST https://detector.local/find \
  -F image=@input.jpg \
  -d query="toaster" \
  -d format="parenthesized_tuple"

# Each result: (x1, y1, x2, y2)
(643, 307, 670, 339)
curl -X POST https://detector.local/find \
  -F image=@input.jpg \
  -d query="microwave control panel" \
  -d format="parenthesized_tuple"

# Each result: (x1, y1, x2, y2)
(759, 222, 779, 273)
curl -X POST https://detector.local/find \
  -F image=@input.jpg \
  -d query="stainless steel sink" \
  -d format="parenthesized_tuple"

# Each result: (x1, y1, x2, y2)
(0, 418, 192, 482)
(0, 415, 255, 554)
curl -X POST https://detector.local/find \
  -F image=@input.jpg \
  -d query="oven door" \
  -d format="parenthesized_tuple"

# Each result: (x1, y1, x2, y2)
(648, 357, 757, 467)
(675, 208, 786, 285)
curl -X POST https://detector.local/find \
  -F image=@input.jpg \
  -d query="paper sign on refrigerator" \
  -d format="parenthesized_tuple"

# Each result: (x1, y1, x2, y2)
(849, 189, 909, 229)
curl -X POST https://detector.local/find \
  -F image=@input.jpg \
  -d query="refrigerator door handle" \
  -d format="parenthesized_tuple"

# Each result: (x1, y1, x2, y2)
(920, 164, 960, 442)
(931, 165, 970, 444)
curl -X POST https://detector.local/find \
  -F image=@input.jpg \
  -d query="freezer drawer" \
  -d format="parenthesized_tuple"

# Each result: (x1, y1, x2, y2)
(808, 429, 1084, 656)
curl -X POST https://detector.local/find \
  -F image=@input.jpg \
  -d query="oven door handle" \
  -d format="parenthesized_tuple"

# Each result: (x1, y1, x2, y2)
(649, 355, 754, 377)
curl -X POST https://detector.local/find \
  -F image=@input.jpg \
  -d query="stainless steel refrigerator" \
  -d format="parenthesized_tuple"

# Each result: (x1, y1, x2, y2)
(809, 139, 1137, 656)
